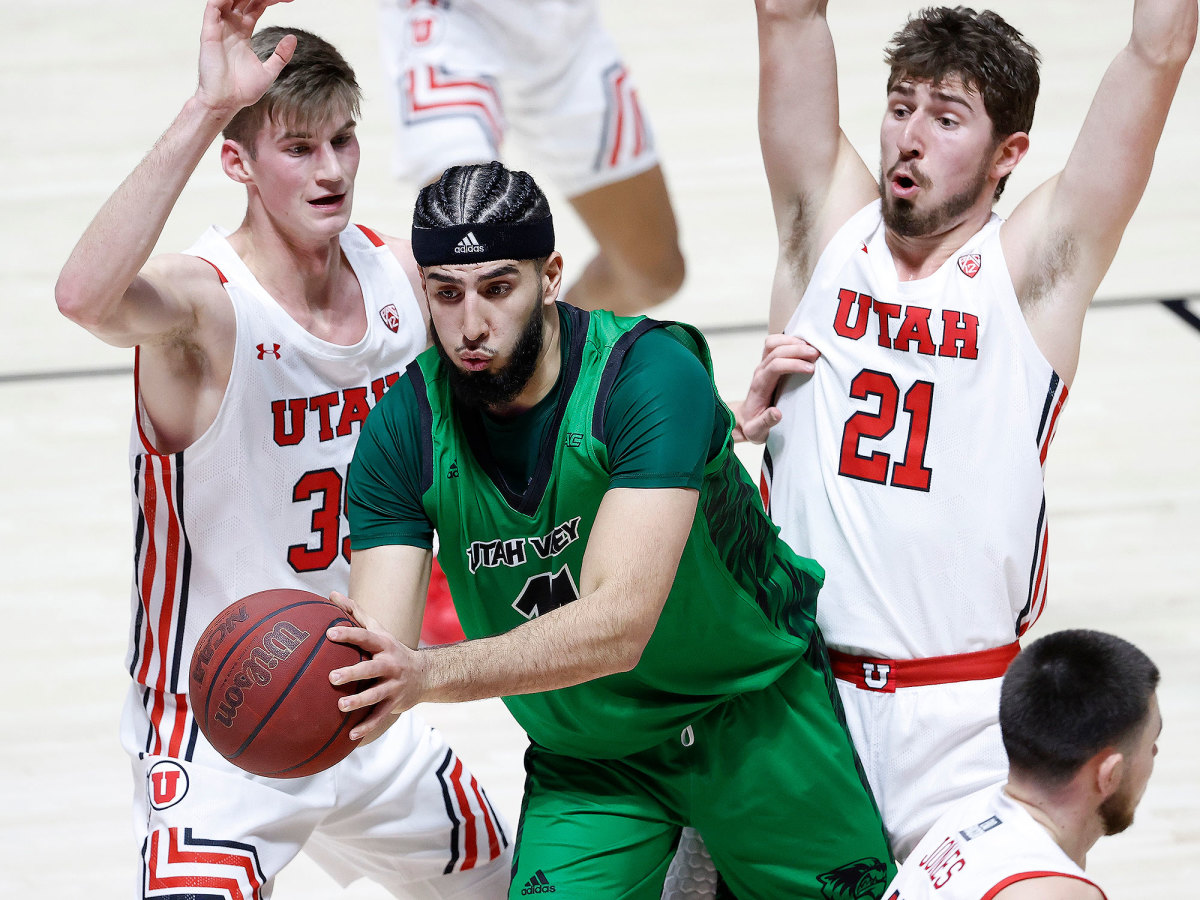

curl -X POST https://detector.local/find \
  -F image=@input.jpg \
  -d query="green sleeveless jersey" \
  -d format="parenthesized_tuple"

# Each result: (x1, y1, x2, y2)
(411, 304, 825, 759)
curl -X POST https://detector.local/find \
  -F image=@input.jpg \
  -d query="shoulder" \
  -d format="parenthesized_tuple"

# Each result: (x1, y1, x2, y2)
(993, 874, 1105, 900)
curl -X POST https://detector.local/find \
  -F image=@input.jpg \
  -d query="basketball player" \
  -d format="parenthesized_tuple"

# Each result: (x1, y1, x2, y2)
(885, 629, 1161, 899)
(329, 161, 894, 898)
(738, 0, 1196, 861)
(54, 1, 510, 895)
(377, 0, 685, 315)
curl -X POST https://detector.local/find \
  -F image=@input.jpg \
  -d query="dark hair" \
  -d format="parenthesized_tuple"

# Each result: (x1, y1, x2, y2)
(1000, 629, 1159, 786)
(885, 6, 1040, 199)
(223, 27, 361, 155)
(413, 161, 551, 229)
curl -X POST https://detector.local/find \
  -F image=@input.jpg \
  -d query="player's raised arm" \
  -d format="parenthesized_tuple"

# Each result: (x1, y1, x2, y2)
(1006, 0, 1197, 382)
(54, 0, 296, 348)
(755, 0, 876, 330)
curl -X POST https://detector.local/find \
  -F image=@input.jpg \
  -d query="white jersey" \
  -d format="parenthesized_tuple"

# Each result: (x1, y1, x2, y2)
(764, 201, 1067, 659)
(884, 785, 1106, 900)
(126, 224, 424, 724)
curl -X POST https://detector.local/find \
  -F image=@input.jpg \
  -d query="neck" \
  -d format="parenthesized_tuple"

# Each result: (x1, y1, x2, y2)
(1003, 780, 1103, 869)
(227, 219, 366, 344)
(882, 203, 995, 281)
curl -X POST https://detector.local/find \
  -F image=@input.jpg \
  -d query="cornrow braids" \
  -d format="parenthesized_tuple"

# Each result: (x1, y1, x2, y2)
(414, 161, 551, 228)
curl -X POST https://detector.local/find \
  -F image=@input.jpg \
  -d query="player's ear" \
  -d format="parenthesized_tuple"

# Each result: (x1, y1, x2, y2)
(540, 251, 564, 305)
(1095, 748, 1126, 800)
(221, 139, 255, 186)
(991, 132, 1030, 181)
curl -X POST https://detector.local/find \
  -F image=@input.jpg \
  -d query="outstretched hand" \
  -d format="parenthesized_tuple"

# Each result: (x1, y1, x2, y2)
(326, 590, 428, 742)
(196, 0, 297, 118)
(732, 334, 820, 444)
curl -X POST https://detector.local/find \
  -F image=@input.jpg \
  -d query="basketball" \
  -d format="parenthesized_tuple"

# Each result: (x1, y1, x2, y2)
(189, 589, 371, 778)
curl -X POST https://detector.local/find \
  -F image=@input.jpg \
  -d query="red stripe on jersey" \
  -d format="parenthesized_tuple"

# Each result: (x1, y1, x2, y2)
(759, 469, 771, 513)
(135, 456, 160, 687)
(468, 772, 501, 863)
(356, 224, 386, 247)
(194, 256, 229, 284)
(982, 871, 1105, 900)
(1020, 525, 1051, 637)
(448, 757, 479, 870)
(154, 460, 183, 694)
(1039, 384, 1069, 467)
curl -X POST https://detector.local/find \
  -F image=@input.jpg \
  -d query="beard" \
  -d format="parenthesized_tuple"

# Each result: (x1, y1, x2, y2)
(879, 154, 992, 238)
(1098, 784, 1138, 836)
(431, 292, 546, 410)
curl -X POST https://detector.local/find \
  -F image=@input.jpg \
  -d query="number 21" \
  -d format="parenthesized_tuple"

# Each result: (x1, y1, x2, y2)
(838, 369, 934, 491)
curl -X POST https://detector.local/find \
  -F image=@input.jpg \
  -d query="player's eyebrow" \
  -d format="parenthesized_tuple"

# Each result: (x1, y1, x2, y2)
(890, 81, 977, 112)
(281, 120, 357, 140)
(425, 264, 521, 284)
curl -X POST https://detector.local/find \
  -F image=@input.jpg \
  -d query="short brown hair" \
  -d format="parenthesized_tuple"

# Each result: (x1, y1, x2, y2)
(885, 7, 1040, 199)
(223, 27, 361, 155)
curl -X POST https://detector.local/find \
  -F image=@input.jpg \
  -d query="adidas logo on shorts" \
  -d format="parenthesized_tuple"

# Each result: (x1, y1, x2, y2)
(520, 869, 557, 894)
(453, 231, 486, 254)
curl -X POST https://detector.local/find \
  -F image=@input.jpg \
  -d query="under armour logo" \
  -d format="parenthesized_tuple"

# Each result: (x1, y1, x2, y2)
(861, 662, 892, 691)
(957, 253, 982, 278)
(257, 342, 281, 360)
(453, 232, 486, 255)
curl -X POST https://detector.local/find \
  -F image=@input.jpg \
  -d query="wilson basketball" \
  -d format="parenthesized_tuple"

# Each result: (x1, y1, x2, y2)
(189, 588, 370, 778)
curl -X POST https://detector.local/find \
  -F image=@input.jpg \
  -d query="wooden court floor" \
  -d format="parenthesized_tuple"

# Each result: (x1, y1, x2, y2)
(2, 1, 1196, 896)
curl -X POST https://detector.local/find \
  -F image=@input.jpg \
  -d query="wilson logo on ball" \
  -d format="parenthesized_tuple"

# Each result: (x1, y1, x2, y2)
(189, 589, 371, 778)
(212, 621, 311, 728)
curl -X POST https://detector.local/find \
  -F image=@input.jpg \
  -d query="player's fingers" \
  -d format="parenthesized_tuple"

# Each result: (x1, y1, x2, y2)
(262, 33, 297, 79)
(740, 408, 783, 445)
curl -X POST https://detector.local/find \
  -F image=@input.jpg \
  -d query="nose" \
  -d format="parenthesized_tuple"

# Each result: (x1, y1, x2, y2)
(898, 116, 924, 159)
(313, 145, 346, 185)
(460, 295, 489, 345)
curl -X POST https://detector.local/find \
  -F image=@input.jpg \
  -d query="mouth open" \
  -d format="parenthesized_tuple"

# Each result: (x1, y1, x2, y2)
(309, 193, 345, 208)
(890, 173, 920, 199)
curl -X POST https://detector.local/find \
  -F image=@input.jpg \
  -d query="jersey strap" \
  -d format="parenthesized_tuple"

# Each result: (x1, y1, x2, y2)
(829, 642, 1019, 693)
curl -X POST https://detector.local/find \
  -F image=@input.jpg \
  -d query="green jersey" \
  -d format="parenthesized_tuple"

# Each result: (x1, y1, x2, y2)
(353, 304, 825, 758)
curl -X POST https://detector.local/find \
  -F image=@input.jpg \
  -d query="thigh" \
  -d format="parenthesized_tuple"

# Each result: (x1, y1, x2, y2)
(306, 712, 512, 897)
(512, 744, 681, 900)
(694, 659, 895, 899)
(874, 679, 1009, 861)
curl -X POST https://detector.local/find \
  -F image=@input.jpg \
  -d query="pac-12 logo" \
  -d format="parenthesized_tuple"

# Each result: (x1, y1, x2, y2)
(379, 304, 401, 333)
(957, 253, 982, 278)
(147, 759, 190, 810)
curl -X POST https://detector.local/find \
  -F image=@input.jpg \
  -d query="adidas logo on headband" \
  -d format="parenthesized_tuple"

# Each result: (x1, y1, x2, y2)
(411, 216, 555, 267)
(454, 231, 486, 254)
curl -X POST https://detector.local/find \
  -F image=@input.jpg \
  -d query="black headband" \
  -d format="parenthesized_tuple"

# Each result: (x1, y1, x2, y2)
(411, 217, 555, 267)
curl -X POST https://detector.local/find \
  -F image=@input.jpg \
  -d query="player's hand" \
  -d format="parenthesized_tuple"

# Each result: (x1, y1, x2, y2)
(196, 0, 297, 118)
(733, 334, 820, 443)
(326, 590, 427, 741)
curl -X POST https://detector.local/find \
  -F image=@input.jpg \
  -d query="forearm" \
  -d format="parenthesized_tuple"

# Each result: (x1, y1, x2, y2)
(417, 581, 654, 704)
(55, 96, 229, 336)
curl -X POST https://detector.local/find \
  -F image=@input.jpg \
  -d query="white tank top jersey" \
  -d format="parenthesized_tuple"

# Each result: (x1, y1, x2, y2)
(126, 225, 426, 706)
(763, 201, 1068, 659)
(883, 785, 1106, 900)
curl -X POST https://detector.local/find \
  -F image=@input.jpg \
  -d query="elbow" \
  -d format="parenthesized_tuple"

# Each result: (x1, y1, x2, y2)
(54, 272, 96, 328)
(608, 620, 657, 675)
